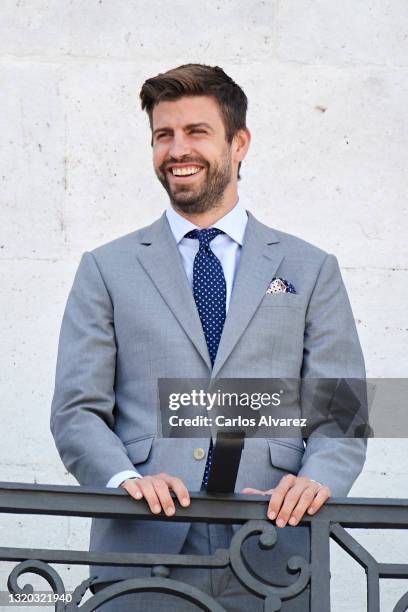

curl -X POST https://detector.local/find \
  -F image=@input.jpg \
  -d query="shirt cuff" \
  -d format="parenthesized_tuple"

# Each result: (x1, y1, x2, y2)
(106, 470, 142, 488)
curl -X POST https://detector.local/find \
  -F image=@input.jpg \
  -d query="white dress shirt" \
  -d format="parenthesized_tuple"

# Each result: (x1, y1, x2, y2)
(107, 200, 248, 487)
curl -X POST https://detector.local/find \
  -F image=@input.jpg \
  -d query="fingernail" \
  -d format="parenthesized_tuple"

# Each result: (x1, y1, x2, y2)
(134, 491, 142, 499)
(268, 511, 276, 520)
(308, 508, 315, 514)
(153, 505, 161, 513)
(166, 507, 175, 516)
(181, 497, 190, 507)
(276, 518, 285, 528)
(289, 516, 297, 526)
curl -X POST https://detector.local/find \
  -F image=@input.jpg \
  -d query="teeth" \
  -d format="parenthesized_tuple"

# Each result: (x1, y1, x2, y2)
(171, 166, 202, 176)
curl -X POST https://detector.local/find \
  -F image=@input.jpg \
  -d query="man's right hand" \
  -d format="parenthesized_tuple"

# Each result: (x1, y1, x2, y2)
(120, 473, 190, 517)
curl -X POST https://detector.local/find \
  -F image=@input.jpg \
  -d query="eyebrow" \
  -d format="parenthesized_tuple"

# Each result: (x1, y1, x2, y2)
(152, 122, 214, 138)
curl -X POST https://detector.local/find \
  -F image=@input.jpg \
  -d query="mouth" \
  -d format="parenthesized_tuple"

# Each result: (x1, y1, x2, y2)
(166, 164, 205, 181)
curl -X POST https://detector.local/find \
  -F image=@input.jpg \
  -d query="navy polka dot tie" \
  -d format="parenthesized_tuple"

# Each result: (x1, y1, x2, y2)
(185, 228, 226, 489)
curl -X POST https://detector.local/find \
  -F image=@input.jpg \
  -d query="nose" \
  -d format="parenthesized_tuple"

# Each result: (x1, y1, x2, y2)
(168, 132, 192, 159)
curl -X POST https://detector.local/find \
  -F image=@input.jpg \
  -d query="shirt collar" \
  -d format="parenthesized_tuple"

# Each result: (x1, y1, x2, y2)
(165, 199, 248, 246)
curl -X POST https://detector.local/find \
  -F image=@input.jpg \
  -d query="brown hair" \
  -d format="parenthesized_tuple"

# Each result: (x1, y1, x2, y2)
(140, 63, 248, 178)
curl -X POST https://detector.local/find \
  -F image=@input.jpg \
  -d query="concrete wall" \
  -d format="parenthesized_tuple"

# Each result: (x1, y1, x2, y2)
(1, 1, 407, 609)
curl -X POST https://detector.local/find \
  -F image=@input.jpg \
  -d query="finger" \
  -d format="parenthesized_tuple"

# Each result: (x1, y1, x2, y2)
(274, 482, 308, 527)
(287, 484, 321, 526)
(307, 486, 331, 515)
(162, 474, 190, 507)
(267, 475, 297, 521)
(241, 487, 270, 495)
(151, 477, 176, 516)
(137, 478, 162, 514)
(121, 478, 143, 500)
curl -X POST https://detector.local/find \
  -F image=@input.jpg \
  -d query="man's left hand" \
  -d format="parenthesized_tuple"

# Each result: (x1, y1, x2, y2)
(242, 475, 331, 527)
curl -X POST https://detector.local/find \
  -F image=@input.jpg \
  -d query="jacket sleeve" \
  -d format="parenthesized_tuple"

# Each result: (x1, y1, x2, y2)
(50, 251, 137, 486)
(297, 253, 367, 496)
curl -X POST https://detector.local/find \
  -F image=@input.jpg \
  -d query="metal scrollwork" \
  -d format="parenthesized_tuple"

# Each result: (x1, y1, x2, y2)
(229, 520, 311, 610)
(70, 576, 100, 609)
(66, 577, 227, 612)
(7, 559, 67, 612)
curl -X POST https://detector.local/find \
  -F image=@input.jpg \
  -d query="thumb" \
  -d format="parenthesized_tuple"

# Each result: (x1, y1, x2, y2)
(241, 487, 268, 495)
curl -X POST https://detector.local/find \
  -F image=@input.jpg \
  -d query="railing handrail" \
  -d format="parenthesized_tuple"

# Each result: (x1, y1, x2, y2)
(1, 482, 408, 527)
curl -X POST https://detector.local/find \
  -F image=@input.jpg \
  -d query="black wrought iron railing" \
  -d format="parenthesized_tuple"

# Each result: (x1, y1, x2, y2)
(1, 483, 408, 611)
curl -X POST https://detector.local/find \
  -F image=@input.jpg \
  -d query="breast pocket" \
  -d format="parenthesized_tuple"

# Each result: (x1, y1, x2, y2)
(259, 293, 303, 309)
(268, 439, 304, 474)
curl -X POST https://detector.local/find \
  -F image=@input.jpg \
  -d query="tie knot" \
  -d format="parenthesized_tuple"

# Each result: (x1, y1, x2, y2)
(185, 228, 225, 248)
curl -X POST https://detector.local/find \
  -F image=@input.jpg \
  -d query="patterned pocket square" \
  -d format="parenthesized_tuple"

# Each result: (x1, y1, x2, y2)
(266, 277, 297, 294)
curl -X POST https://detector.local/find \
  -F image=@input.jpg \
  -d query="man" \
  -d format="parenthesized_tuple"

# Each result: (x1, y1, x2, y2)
(50, 64, 366, 611)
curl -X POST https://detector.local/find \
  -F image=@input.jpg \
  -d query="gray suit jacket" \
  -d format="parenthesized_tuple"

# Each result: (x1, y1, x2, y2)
(50, 210, 366, 584)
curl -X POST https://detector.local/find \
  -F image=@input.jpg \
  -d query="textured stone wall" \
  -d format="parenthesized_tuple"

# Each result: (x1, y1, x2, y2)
(1, 2, 407, 609)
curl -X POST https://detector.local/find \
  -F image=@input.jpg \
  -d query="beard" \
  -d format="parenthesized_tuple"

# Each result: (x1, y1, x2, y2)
(155, 150, 233, 215)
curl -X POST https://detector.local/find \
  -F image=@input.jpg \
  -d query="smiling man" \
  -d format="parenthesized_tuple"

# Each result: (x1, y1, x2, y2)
(50, 64, 366, 611)
(153, 95, 240, 221)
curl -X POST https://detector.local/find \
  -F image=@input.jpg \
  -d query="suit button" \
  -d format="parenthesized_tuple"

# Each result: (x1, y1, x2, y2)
(193, 447, 206, 460)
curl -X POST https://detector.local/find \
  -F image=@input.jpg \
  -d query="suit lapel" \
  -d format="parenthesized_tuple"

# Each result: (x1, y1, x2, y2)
(135, 213, 212, 371)
(211, 212, 283, 378)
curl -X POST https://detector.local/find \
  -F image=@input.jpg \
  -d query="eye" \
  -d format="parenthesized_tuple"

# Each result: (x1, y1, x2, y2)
(191, 129, 206, 134)
(155, 132, 171, 142)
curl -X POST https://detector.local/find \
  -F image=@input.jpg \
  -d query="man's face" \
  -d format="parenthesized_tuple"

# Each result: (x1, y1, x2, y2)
(152, 96, 236, 214)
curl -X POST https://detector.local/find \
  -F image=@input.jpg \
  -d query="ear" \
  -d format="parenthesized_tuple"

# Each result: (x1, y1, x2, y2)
(233, 128, 251, 163)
